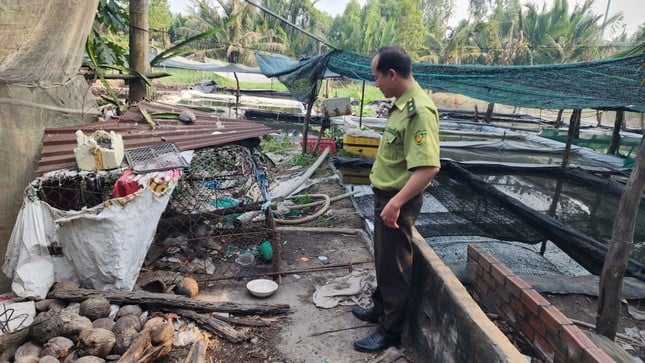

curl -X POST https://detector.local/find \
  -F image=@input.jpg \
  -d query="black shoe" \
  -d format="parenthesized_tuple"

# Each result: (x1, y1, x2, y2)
(354, 331, 400, 352)
(352, 306, 381, 323)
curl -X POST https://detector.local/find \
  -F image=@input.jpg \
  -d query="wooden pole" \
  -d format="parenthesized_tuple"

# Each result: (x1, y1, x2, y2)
(607, 110, 623, 155)
(129, 0, 149, 102)
(234, 72, 240, 119)
(596, 141, 645, 339)
(359, 80, 366, 128)
(484, 102, 495, 123)
(302, 102, 313, 154)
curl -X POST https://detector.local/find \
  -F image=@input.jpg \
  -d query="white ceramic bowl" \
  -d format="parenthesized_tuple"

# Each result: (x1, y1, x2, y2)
(246, 279, 278, 298)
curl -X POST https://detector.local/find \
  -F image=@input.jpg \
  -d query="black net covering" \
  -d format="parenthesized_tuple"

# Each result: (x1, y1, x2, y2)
(340, 158, 645, 280)
(258, 50, 645, 112)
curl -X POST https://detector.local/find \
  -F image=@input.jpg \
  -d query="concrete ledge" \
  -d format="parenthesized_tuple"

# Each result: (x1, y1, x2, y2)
(405, 230, 526, 362)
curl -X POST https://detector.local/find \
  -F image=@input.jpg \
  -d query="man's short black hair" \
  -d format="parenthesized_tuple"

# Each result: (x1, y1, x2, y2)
(374, 45, 412, 78)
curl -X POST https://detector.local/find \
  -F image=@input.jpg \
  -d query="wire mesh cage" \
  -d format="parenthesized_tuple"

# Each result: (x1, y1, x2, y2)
(125, 142, 189, 173)
(149, 144, 278, 282)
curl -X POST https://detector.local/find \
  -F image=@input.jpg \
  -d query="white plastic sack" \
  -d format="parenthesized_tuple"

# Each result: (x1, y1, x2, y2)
(3, 171, 179, 299)
(2, 199, 64, 299)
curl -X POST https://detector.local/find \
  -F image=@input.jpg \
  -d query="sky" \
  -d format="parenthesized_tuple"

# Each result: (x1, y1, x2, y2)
(169, 0, 644, 37)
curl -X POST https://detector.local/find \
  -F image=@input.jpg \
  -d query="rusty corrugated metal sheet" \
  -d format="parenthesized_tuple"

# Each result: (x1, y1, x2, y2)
(36, 101, 279, 175)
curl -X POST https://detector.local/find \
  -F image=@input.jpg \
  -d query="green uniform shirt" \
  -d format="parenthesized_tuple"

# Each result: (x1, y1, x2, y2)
(369, 82, 440, 190)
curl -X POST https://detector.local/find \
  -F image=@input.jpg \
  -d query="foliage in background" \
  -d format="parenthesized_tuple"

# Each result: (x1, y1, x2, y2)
(290, 152, 317, 166)
(260, 134, 297, 153)
(150, 0, 174, 46)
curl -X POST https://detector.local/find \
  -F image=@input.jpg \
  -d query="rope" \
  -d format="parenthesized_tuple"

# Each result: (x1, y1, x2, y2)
(274, 193, 331, 225)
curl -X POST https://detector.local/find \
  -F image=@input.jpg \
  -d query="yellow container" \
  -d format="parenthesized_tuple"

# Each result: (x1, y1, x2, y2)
(342, 135, 380, 158)
(339, 167, 371, 185)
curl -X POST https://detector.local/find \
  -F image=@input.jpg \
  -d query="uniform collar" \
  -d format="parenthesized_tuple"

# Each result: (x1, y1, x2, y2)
(393, 82, 421, 111)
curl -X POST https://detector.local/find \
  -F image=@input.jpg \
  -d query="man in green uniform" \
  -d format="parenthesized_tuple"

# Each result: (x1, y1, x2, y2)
(353, 45, 441, 352)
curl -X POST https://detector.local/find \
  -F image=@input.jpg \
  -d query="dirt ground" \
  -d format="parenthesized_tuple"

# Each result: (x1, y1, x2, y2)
(181, 156, 388, 363)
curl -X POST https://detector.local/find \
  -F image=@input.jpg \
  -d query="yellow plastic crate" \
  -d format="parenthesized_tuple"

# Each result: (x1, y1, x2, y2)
(338, 167, 371, 185)
(342, 135, 380, 158)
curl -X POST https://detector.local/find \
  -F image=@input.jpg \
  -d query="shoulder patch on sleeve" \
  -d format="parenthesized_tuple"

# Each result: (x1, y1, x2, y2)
(414, 129, 427, 146)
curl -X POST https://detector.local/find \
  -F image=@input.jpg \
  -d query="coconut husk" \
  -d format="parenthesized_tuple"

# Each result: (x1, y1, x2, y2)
(93, 318, 116, 331)
(39, 356, 61, 363)
(78, 328, 116, 358)
(142, 316, 174, 346)
(35, 299, 65, 313)
(79, 297, 111, 321)
(14, 340, 41, 359)
(61, 315, 92, 342)
(75, 356, 105, 363)
(115, 305, 143, 320)
(40, 336, 74, 359)
(30, 311, 64, 345)
(172, 277, 199, 298)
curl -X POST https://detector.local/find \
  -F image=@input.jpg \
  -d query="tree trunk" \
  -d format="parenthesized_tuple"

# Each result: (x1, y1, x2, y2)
(484, 102, 495, 123)
(554, 109, 564, 128)
(570, 109, 581, 139)
(596, 141, 645, 339)
(607, 110, 624, 155)
(129, 0, 149, 102)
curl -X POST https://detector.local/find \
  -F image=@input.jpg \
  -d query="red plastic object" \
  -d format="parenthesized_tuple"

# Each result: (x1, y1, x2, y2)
(300, 137, 336, 154)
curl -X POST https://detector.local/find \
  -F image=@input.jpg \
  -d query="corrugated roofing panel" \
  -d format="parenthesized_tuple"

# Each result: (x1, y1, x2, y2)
(36, 101, 279, 175)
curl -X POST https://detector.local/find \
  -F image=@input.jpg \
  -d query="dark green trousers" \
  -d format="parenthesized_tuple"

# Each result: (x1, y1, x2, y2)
(371, 188, 423, 338)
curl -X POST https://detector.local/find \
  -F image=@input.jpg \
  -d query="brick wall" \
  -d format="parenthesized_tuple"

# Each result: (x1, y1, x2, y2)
(467, 245, 614, 363)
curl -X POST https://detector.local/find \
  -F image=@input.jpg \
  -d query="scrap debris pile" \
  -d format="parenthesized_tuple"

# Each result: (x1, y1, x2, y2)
(2, 280, 289, 362)
(2, 123, 288, 360)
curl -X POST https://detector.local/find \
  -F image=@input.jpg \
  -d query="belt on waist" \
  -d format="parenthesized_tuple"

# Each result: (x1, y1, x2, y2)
(372, 187, 399, 198)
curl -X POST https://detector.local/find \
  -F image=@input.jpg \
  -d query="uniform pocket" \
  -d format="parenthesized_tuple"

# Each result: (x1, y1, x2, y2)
(382, 131, 400, 159)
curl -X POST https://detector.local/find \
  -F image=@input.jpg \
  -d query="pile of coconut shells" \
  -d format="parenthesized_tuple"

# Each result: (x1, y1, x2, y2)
(11, 283, 176, 363)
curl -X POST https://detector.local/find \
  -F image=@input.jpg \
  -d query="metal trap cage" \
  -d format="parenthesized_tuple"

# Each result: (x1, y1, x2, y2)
(125, 143, 189, 173)
(148, 144, 279, 283)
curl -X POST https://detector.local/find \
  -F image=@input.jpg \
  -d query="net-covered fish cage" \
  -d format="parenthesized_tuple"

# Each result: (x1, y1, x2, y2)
(149, 144, 279, 280)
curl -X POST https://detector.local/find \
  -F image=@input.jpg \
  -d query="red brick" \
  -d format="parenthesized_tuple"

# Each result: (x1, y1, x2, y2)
(506, 275, 531, 298)
(529, 315, 547, 338)
(497, 284, 512, 304)
(581, 347, 614, 363)
(519, 319, 535, 340)
(467, 244, 481, 262)
(534, 333, 555, 362)
(546, 330, 569, 360)
(521, 289, 551, 316)
(474, 276, 489, 295)
(540, 305, 572, 333)
(561, 325, 595, 349)
(490, 263, 513, 284)
(479, 254, 493, 273)
(500, 302, 517, 325)
(509, 297, 526, 320)
(471, 262, 484, 279)
(560, 325, 593, 360)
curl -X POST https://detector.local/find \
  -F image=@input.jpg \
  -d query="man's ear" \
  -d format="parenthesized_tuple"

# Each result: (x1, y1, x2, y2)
(387, 68, 396, 79)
